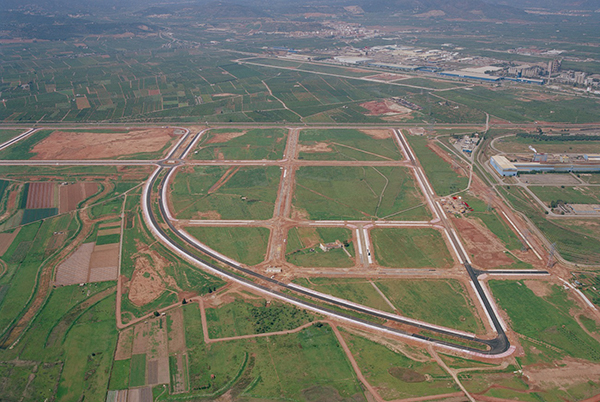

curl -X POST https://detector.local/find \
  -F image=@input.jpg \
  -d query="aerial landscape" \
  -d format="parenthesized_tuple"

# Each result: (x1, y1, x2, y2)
(1, 0, 600, 401)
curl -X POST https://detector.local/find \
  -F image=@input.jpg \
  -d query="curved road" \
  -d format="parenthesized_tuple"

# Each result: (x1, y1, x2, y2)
(140, 129, 533, 356)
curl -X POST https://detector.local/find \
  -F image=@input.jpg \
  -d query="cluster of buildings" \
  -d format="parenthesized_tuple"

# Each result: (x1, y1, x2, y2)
(490, 154, 600, 176)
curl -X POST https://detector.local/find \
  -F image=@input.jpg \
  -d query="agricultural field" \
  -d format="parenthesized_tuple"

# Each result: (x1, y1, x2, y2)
(405, 134, 469, 196)
(371, 228, 454, 268)
(529, 186, 600, 205)
(494, 135, 600, 154)
(185, 226, 270, 266)
(293, 166, 430, 221)
(170, 166, 280, 220)
(191, 128, 287, 160)
(297, 128, 402, 161)
(285, 226, 355, 268)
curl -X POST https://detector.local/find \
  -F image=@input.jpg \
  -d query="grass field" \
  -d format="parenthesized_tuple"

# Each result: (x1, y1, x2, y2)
(494, 135, 600, 154)
(185, 226, 270, 266)
(182, 303, 363, 400)
(375, 279, 484, 333)
(293, 277, 483, 333)
(293, 278, 395, 313)
(529, 186, 600, 205)
(286, 227, 355, 267)
(191, 128, 287, 160)
(499, 186, 600, 264)
(205, 298, 313, 339)
(489, 280, 600, 363)
(297, 128, 402, 161)
(170, 166, 280, 220)
(0, 129, 25, 144)
(371, 228, 454, 268)
(405, 135, 469, 196)
(109, 359, 130, 390)
(341, 330, 458, 400)
(0, 130, 52, 160)
(294, 166, 430, 221)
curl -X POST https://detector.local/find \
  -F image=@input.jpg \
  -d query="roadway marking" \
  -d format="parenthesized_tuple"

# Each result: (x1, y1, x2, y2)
(469, 281, 497, 333)
(452, 229, 472, 264)
(500, 211, 543, 260)
(444, 228, 463, 264)
(363, 228, 373, 265)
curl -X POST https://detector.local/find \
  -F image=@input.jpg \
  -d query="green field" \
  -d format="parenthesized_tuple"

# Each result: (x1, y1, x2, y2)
(494, 135, 600, 154)
(191, 128, 287, 160)
(297, 128, 402, 161)
(341, 330, 458, 400)
(529, 186, 600, 205)
(171, 166, 280, 220)
(185, 226, 270, 266)
(490, 280, 600, 363)
(499, 186, 600, 264)
(293, 166, 430, 221)
(205, 298, 313, 339)
(286, 227, 355, 267)
(182, 303, 364, 400)
(371, 228, 454, 268)
(405, 135, 469, 196)
(129, 354, 147, 387)
(293, 278, 395, 313)
(109, 359, 130, 390)
(0, 129, 25, 144)
(0, 130, 52, 160)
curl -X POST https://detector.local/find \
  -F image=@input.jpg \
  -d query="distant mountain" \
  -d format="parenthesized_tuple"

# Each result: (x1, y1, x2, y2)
(485, 0, 599, 11)
(360, 0, 528, 19)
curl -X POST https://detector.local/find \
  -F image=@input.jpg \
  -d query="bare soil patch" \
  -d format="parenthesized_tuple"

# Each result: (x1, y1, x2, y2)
(75, 96, 90, 109)
(128, 245, 179, 306)
(59, 182, 99, 213)
(298, 142, 333, 153)
(193, 210, 222, 220)
(452, 218, 514, 268)
(524, 358, 600, 388)
(30, 128, 174, 160)
(115, 327, 134, 360)
(205, 130, 247, 144)
(360, 100, 397, 115)
(26, 182, 56, 209)
(97, 227, 121, 236)
(148, 89, 160, 96)
(132, 321, 150, 355)
(360, 129, 392, 139)
(212, 93, 236, 98)
(524, 280, 553, 298)
(0, 228, 20, 256)
(55, 242, 95, 286)
(167, 308, 186, 353)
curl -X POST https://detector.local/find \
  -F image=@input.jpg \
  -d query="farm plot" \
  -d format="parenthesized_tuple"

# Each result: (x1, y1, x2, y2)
(191, 128, 287, 160)
(293, 166, 430, 221)
(184, 226, 270, 266)
(341, 330, 458, 400)
(28, 128, 177, 160)
(170, 166, 280, 220)
(297, 128, 402, 161)
(285, 227, 355, 268)
(59, 182, 99, 213)
(371, 228, 454, 268)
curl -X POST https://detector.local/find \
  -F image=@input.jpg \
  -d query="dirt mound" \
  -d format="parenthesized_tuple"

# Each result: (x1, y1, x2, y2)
(31, 128, 173, 160)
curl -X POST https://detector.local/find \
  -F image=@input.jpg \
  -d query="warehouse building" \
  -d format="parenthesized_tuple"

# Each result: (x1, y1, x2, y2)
(490, 155, 518, 176)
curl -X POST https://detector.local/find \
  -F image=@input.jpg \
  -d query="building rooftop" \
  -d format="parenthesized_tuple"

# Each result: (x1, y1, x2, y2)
(491, 155, 517, 171)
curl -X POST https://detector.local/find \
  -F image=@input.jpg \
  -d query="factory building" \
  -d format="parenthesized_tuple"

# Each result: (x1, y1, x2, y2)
(490, 155, 518, 176)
